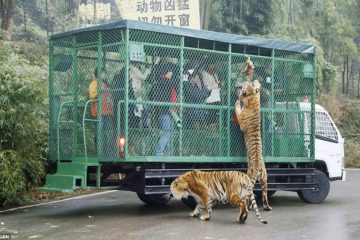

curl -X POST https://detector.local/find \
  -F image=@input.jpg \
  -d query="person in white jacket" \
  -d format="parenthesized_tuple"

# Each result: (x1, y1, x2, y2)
(201, 64, 221, 133)
(129, 62, 151, 125)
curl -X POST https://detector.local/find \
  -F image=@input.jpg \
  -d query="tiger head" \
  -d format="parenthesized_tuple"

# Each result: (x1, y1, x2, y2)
(170, 170, 197, 199)
(240, 80, 261, 108)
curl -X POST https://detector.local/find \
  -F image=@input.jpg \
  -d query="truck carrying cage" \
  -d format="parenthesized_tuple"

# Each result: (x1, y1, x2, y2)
(43, 20, 318, 202)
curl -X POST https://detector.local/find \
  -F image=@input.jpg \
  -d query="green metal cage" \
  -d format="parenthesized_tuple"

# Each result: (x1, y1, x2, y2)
(46, 20, 316, 191)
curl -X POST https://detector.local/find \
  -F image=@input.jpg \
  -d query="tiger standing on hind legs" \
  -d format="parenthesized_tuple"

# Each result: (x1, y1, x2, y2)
(234, 56, 272, 211)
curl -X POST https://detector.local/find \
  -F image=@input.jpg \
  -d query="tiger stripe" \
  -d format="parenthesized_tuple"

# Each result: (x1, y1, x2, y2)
(234, 80, 272, 211)
(170, 170, 268, 224)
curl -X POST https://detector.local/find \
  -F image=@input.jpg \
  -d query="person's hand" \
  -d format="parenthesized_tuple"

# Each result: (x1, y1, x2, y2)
(163, 71, 173, 79)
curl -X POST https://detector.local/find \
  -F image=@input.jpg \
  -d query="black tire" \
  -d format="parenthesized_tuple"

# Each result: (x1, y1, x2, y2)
(181, 196, 197, 210)
(297, 170, 330, 204)
(137, 193, 171, 206)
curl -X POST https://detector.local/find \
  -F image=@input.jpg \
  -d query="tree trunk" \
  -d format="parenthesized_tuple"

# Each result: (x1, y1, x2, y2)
(203, 0, 212, 30)
(75, 0, 80, 28)
(22, 0, 26, 39)
(1, 0, 16, 40)
(0, 1, 4, 26)
(287, 0, 292, 24)
(349, 62, 355, 97)
(110, 0, 121, 19)
(342, 59, 345, 95)
(200, 0, 206, 29)
(232, 0, 236, 20)
(346, 56, 350, 96)
(240, 0, 243, 20)
(45, 0, 48, 36)
(357, 69, 360, 99)
(93, 0, 97, 23)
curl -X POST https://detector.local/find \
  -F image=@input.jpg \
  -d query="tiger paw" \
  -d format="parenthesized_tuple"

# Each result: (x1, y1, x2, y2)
(263, 205, 272, 211)
(189, 211, 200, 217)
(200, 214, 211, 221)
(208, 209, 213, 217)
(238, 212, 248, 224)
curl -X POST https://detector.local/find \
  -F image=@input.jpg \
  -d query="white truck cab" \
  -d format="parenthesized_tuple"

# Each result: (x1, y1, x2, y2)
(271, 102, 346, 204)
(300, 102, 346, 182)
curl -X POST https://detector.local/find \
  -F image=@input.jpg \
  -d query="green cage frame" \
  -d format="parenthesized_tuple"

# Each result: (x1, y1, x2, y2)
(48, 20, 316, 167)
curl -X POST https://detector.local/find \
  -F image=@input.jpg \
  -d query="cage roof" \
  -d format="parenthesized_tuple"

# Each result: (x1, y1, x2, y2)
(49, 19, 315, 54)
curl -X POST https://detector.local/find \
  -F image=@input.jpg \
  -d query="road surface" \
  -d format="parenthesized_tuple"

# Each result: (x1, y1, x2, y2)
(0, 169, 359, 240)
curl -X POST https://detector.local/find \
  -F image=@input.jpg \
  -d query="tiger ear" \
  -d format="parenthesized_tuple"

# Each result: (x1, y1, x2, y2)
(253, 79, 261, 88)
(242, 81, 250, 89)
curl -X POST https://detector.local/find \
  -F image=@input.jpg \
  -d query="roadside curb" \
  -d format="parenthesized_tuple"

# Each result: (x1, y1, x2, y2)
(0, 190, 118, 214)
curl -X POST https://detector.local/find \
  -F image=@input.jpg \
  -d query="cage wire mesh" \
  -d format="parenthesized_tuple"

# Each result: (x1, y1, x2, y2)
(49, 22, 315, 163)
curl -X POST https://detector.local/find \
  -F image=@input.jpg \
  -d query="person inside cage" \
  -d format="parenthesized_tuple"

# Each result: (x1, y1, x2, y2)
(111, 63, 150, 156)
(183, 68, 209, 156)
(148, 63, 179, 156)
(129, 61, 152, 128)
(202, 63, 222, 133)
(257, 63, 272, 108)
(183, 68, 209, 129)
(89, 68, 115, 157)
(111, 65, 126, 130)
(255, 62, 272, 156)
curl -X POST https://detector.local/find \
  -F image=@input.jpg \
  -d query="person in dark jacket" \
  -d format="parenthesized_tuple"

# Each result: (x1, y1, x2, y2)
(111, 66, 139, 131)
(148, 63, 178, 156)
(183, 69, 209, 129)
(182, 69, 209, 156)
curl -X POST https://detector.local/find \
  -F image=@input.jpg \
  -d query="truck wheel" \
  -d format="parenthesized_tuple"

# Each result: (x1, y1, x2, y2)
(181, 196, 197, 210)
(137, 193, 171, 206)
(297, 170, 330, 204)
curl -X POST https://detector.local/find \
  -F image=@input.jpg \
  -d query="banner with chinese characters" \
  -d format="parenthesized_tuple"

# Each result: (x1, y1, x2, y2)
(117, 0, 200, 29)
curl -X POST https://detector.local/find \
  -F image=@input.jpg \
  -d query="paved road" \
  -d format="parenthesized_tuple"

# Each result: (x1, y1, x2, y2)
(1, 170, 359, 240)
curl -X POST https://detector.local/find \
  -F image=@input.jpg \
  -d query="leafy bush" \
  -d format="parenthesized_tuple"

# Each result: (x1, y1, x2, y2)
(318, 93, 360, 168)
(13, 22, 48, 45)
(0, 151, 26, 206)
(0, 29, 9, 40)
(0, 41, 48, 207)
(345, 138, 360, 168)
(339, 103, 360, 168)
(338, 102, 360, 136)
(15, 41, 48, 67)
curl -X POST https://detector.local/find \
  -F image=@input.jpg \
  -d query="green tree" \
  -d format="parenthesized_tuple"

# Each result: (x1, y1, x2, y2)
(245, 0, 273, 35)
(0, 41, 48, 207)
(267, 0, 359, 95)
(208, 0, 274, 35)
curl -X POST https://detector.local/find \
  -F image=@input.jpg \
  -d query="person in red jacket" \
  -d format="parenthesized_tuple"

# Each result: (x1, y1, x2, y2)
(88, 68, 115, 157)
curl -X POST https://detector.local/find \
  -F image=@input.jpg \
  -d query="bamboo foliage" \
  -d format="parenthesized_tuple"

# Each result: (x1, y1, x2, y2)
(0, 42, 48, 206)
